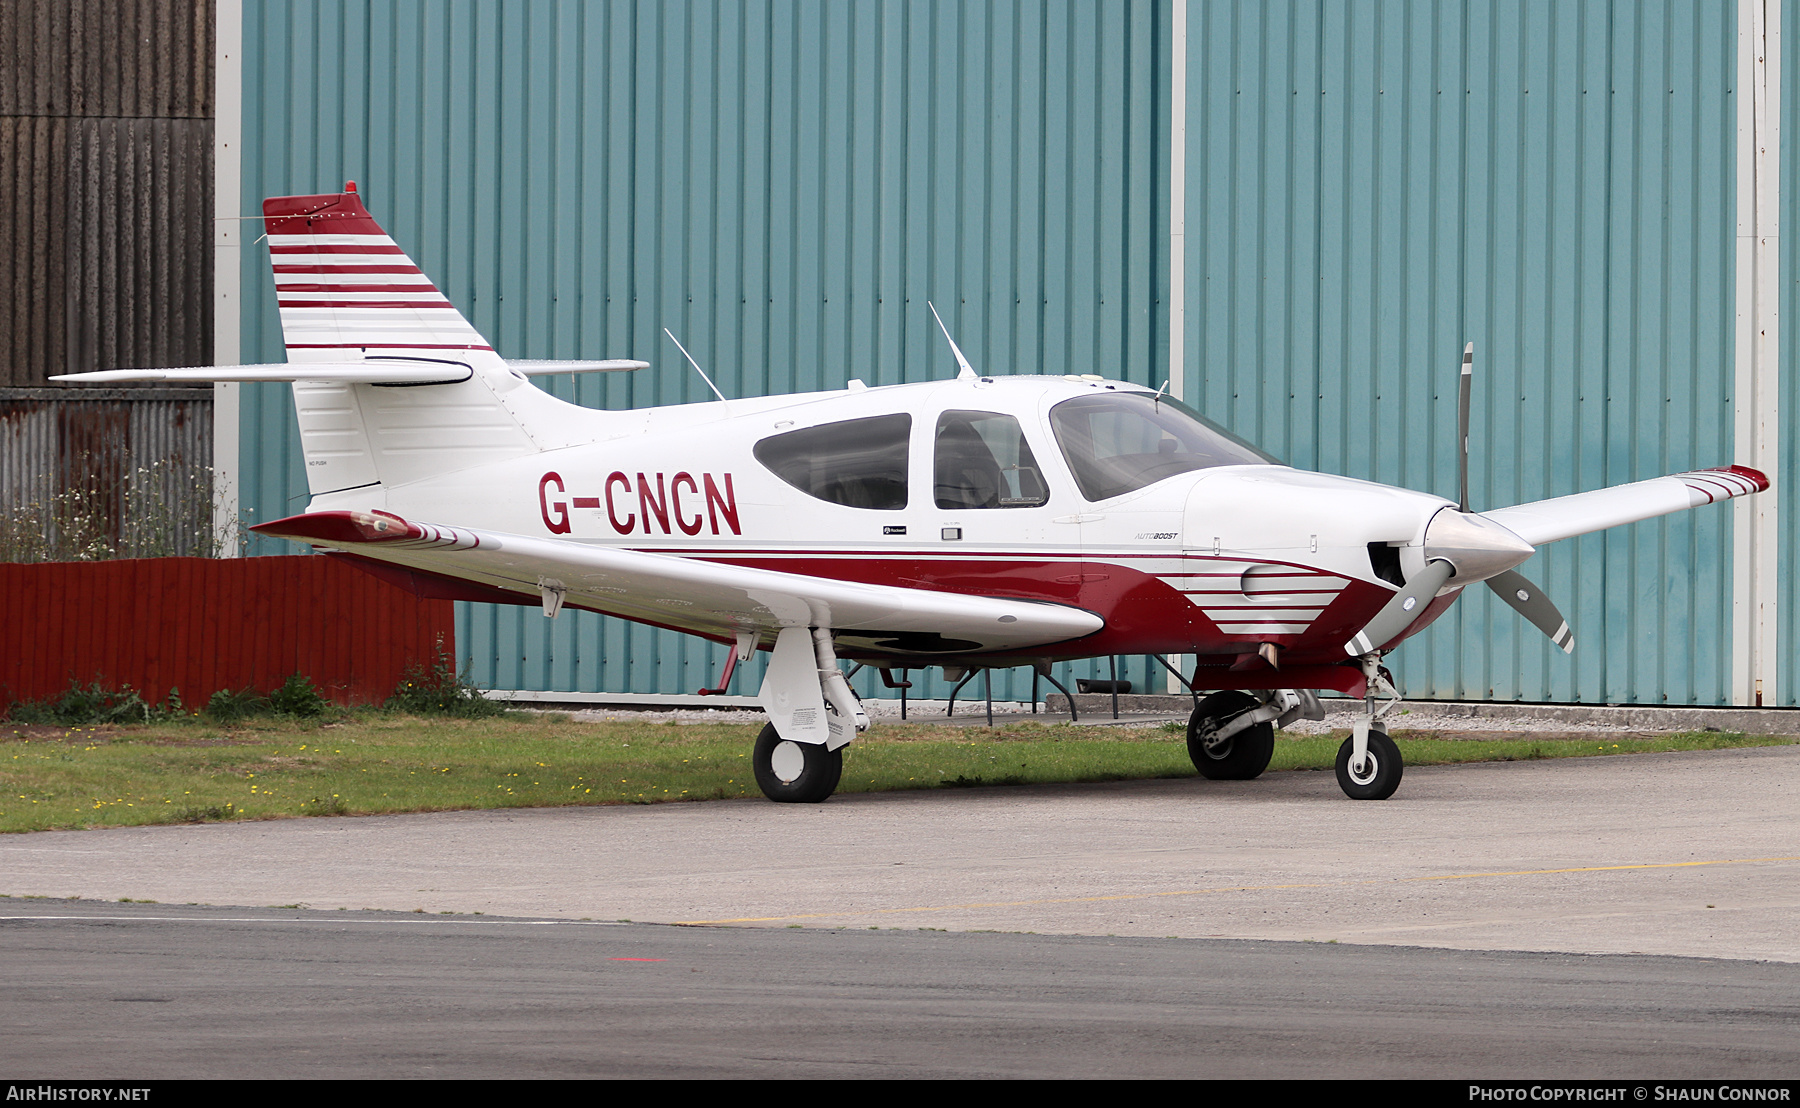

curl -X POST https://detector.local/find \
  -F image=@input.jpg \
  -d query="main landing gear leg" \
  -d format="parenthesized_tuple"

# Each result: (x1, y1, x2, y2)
(1337, 654, 1404, 800)
(752, 626, 868, 803)
(1187, 688, 1324, 780)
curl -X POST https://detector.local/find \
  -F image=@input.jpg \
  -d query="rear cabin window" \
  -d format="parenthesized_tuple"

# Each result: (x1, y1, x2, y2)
(934, 410, 1048, 509)
(1049, 391, 1278, 501)
(753, 414, 911, 510)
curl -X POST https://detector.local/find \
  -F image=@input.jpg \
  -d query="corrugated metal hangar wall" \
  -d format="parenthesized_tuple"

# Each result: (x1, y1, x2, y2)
(223, 0, 1787, 709)
(1, 0, 215, 383)
(1, 0, 217, 561)
(1179, 0, 1741, 707)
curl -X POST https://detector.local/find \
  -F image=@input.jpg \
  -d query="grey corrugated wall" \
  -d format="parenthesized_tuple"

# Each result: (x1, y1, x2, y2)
(0, 387, 214, 558)
(0, 0, 215, 386)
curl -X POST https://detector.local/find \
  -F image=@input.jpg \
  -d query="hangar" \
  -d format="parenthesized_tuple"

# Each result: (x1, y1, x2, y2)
(9, 2, 1789, 709)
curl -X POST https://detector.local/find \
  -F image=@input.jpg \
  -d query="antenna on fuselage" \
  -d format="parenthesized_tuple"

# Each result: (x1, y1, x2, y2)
(927, 302, 979, 380)
(663, 328, 729, 405)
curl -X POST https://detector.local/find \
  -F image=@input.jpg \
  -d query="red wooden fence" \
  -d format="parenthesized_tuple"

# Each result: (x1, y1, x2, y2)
(0, 555, 454, 709)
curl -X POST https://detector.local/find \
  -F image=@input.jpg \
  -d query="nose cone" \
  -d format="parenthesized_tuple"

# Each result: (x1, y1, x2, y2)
(1422, 508, 1535, 582)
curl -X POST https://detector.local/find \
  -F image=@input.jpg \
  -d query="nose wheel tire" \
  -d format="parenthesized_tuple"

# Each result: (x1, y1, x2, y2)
(1335, 729, 1403, 800)
(753, 723, 843, 803)
(1187, 691, 1276, 780)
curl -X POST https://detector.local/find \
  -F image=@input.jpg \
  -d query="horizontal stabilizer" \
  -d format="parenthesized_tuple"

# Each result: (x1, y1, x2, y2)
(50, 362, 471, 385)
(1481, 466, 1768, 546)
(252, 510, 1105, 656)
(509, 359, 648, 375)
(51, 357, 648, 386)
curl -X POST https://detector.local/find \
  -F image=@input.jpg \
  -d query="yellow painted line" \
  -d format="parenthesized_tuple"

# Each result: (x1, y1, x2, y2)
(672, 855, 1800, 926)
(1419, 857, 1800, 881)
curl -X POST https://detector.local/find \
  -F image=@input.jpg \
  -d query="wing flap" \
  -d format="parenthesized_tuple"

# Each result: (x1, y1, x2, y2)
(1481, 466, 1768, 546)
(252, 510, 1104, 655)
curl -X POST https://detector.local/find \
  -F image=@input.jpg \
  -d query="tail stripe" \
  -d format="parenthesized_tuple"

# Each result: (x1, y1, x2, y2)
(273, 264, 423, 275)
(277, 276, 437, 288)
(269, 244, 406, 256)
(271, 253, 410, 265)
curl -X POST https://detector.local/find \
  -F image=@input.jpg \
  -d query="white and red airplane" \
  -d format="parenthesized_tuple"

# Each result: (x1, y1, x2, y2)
(56, 184, 1769, 802)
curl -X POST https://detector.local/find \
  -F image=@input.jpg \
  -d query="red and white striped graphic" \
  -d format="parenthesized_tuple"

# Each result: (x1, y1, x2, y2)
(1676, 466, 1768, 505)
(262, 185, 491, 356)
(1156, 561, 1348, 637)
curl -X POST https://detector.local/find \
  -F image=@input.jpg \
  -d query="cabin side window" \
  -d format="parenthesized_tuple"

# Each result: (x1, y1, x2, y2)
(753, 414, 911, 509)
(934, 410, 1048, 509)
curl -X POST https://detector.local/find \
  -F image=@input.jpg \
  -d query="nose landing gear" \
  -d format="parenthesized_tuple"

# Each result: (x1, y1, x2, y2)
(1336, 655, 1404, 800)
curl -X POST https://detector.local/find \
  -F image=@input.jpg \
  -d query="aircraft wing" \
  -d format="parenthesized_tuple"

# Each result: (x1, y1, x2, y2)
(252, 510, 1104, 656)
(1480, 466, 1768, 546)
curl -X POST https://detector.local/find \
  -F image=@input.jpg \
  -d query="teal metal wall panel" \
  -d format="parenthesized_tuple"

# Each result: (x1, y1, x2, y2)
(238, 0, 1171, 701)
(1183, 0, 1739, 705)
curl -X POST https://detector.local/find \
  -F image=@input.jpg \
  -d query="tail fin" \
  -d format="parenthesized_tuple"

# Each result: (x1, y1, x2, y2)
(263, 183, 578, 499)
(265, 183, 491, 359)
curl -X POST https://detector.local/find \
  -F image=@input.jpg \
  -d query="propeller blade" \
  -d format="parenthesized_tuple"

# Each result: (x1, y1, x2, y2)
(1485, 568, 1574, 654)
(1458, 341, 1473, 512)
(1345, 558, 1456, 656)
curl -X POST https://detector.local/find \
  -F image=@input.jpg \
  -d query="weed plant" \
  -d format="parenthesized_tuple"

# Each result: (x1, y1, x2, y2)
(384, 649, 506, 719)
(5, 682, 157, 726)
(7, 674, 340, 728)
(0, 460, 243, 563)
(268, 674, 329, 718)
(204, 687, 271, 724)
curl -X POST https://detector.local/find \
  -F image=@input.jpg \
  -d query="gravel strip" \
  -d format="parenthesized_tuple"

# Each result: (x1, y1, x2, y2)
(520, 699, 1770, 736)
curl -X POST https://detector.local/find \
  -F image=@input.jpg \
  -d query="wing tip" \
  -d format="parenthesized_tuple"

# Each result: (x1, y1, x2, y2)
(1704, 465, 1770, 493)
(251, 509, 413, 545)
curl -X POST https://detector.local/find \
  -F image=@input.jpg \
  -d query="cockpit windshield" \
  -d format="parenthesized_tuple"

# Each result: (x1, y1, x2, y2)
(1049, 391, 1278, 501)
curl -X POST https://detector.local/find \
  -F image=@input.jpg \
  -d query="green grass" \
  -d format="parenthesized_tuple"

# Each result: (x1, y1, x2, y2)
(1, 713, 1793, 833)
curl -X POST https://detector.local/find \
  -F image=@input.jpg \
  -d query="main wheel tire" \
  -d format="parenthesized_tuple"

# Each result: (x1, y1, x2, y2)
(1187, 691, 1275, 780)
(752, 723, 843, 803)
(1335, 728, 1403, 800)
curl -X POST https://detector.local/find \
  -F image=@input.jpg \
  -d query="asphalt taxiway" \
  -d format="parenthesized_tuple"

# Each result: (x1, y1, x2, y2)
(4, 901, 1798, 1079)
(3, 745, 1797, 1077)
(3, 745, 1796, 960)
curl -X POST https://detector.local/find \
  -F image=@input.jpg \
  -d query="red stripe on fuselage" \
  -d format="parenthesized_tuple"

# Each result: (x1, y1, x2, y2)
(671, 550, 1391, 664)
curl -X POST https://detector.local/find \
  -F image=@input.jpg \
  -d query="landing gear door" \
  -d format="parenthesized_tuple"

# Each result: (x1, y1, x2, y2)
(757, 627, 829, 745)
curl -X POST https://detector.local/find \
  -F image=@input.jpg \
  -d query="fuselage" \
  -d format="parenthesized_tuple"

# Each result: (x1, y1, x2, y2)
(311, 374, 1458, 681)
